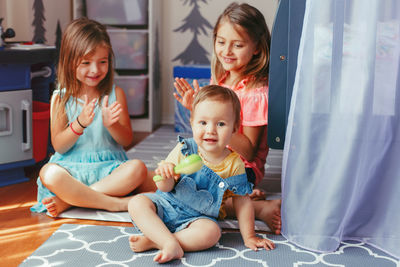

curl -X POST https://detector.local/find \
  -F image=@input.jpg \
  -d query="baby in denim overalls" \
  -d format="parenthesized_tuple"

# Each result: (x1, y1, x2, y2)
(128, 85, 275, 264)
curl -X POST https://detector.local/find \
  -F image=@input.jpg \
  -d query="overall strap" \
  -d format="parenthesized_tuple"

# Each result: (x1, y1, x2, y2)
(177, 136, 198, 156)
(224, 173, 254, 195)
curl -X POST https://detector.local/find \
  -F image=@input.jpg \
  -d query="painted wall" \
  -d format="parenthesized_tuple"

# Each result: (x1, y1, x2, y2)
(0, 0, 279, 127)
(0, 0, 71, 45)
(160, 0, 279, 124)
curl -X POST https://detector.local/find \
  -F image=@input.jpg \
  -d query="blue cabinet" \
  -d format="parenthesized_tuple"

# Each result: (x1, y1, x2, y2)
(268, 0, 306, 149)
(0, 48, 56, 186)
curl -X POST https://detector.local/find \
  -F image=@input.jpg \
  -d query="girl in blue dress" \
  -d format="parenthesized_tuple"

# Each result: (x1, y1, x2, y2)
(31, 18, 155, 216)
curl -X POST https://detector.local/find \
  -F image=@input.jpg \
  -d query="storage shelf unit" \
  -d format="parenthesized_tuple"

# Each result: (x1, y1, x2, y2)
(85, 0, 161, 132)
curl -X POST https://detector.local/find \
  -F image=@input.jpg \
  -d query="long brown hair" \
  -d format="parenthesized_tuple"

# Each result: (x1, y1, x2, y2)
(211, 2, 271, 89)
(56, 17, 114, 117)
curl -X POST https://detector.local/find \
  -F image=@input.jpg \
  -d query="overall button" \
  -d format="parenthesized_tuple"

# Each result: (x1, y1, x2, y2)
(218, 182, 225, 188)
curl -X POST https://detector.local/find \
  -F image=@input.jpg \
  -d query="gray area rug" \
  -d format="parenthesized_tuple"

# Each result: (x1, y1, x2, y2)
(20, 224, 399, 267)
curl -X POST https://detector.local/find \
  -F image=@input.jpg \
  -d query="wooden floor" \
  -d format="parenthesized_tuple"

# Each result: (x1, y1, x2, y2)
(0, 132, 150, 267)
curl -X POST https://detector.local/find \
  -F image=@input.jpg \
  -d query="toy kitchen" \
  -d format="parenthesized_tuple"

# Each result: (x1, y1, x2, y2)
(0, 18, 56, 187)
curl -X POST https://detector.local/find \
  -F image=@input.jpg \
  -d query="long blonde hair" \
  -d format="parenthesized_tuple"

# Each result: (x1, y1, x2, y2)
(211, 2, 271, 89)
(56, 17, 114, 117)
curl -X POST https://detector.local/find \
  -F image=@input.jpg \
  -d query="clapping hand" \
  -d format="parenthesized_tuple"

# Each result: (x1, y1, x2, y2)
(173, 78, 200, 111)
(78, 94, 96, 127)
(102, 95, 122, 127)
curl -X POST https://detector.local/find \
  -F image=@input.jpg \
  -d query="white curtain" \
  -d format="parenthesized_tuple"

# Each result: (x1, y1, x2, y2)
(282, 0, 400, 259)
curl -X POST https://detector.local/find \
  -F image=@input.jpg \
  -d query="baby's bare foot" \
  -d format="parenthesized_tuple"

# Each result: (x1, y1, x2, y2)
(42, 196, 71, 217)
(153, 240, 184, 263)
(255, 199, 282, 235)
(249, 188, 267, 201)
(129, 235, 157, 252)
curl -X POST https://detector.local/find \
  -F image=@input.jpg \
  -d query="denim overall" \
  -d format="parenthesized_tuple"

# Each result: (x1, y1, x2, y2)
(144, 136, 253, 232)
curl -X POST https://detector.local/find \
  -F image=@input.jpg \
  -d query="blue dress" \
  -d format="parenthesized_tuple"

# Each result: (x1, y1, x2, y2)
(31, 85, 128, 213)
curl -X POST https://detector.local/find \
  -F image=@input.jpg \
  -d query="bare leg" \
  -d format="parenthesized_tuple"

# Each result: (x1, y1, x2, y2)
(129, 235, 157, 252)
(39, 160, 147, 216)
(225, 198, 282, 235)
(128, 195, 183, 263)
(42, 196, 71, 217)
(129, 217, 220, 262)
(89, 159, 148, 196)
(151, 219, 220, 263)
(129, 219, 220, 252)
(131, 170, 157, 194)
(174, 219, 221, 251)
(253, 199, 281, 235)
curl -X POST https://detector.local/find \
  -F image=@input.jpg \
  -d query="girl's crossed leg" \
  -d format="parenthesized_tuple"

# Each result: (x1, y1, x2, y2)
(40, 159, 152, 216)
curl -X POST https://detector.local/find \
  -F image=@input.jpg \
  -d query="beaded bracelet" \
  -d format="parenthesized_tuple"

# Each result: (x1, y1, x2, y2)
(70, 122, 83, 136)
(76, 116, 87, 128)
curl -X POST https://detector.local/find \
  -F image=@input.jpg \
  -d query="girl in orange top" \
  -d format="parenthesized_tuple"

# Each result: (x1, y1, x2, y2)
(174, 3, 281, 234)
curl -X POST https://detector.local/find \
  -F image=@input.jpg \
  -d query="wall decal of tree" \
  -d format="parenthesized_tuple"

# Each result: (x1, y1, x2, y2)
(54, 20, 62, 66)
(32, 0, 46, 43)
(172, 0, 213, 65)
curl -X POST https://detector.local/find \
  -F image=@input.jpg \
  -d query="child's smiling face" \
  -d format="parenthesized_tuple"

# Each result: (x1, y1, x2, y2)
(191, 99, 236, 161)
(76, 45, 109, 91)
(214, 21, 259, 76)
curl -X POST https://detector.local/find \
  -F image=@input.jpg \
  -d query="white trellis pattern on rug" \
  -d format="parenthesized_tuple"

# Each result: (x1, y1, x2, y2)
(20, 224, 399, 267)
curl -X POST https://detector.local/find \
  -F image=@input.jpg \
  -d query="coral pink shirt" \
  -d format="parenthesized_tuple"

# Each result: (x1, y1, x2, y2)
(218, 75, 269, 186)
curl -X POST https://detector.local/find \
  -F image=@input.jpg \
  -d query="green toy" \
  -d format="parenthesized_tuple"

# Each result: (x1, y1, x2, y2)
(153, 154, 203, 182)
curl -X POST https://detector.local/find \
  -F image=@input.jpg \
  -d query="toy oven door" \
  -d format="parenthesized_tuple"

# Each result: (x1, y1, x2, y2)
(0, 89, 32, 164)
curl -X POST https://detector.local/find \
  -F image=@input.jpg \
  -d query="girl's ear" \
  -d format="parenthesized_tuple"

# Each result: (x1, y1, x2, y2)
(232, 124, 238, 133)
(253, 41, 261, 55)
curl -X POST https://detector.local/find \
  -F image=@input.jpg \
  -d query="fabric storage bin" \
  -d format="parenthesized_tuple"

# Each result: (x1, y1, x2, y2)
(114, 75, 148, 116)
(86, 0, 148, 25)
(108, 29, 148, 70)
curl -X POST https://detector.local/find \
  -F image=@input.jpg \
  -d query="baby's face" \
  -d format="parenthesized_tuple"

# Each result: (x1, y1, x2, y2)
(191, 99, 236, 159)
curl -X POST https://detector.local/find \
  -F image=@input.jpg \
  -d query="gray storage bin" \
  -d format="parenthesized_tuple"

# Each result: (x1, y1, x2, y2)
(115, 75, 148, 116)
(108, 29, 148, 70)
(86, 0, 148, 25)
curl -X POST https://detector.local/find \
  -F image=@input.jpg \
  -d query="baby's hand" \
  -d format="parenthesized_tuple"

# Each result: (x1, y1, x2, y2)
(79, 94, 96, 127)
(155, 162, 179, 181)
(102, 95, 122, 127)
(244, 235, 275, 251)
(173, 78, 200, 111)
